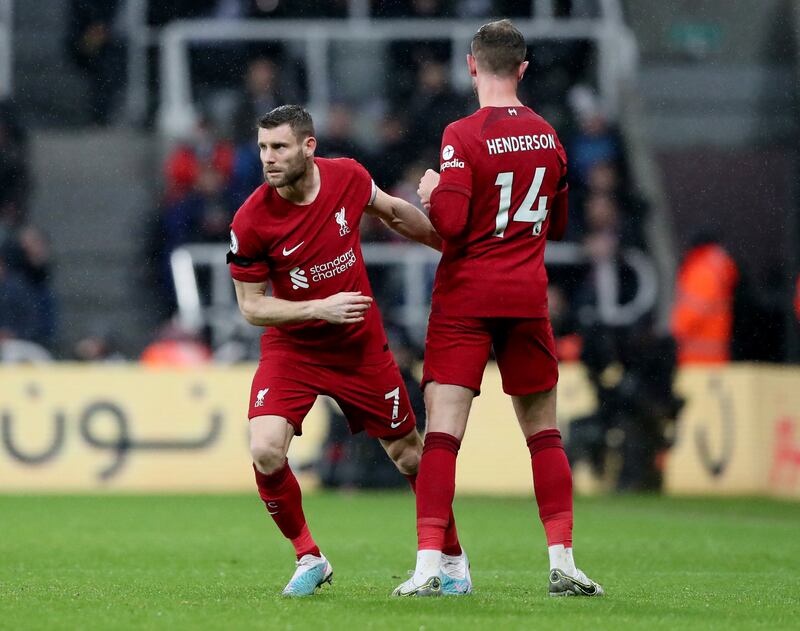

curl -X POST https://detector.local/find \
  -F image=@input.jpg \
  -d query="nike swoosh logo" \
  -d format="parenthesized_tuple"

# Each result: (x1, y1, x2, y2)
(282, 241, 304, 256)
(550, 570, 597, 595)
(390, 413, 409, 429)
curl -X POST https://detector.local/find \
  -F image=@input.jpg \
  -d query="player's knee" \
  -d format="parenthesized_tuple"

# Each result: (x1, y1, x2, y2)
(250, 441, 286, 475)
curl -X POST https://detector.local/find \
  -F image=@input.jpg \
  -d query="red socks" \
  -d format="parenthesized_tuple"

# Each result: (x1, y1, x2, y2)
(404, 472, 462, 557)
(415, 432, 462, 552)
(253, 461, 320, 559)
(527, 428, 573, 547)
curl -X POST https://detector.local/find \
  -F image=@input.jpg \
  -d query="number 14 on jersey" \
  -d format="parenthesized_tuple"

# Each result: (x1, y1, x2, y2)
(493, 167, 549, 238)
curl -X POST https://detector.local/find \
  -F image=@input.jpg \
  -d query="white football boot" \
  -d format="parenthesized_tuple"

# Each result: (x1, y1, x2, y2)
(281, 554, 333, 597)
(548, 568, 604, 597)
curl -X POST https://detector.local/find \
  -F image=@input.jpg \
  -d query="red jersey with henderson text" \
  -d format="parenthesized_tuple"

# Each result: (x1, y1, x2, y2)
(432, 106, 568, 318)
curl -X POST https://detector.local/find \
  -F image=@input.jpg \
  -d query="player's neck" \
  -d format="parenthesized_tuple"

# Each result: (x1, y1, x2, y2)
(276, 161, 320, 206)
(476, 77, 523, 109)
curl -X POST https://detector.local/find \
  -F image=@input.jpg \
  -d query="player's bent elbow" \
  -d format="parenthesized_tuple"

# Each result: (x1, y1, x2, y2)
(238, 300, 262, 326)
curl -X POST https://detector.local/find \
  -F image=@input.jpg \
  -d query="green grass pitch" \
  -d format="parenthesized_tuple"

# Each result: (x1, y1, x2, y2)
(2, 493, 799, 630)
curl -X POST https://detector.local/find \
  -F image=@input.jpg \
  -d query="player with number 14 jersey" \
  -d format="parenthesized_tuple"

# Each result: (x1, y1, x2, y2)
(431, 105, 568, 319)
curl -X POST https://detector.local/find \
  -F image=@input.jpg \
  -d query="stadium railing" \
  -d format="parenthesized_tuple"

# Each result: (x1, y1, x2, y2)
(0, 0, 12, 100)
(122, 1, 631, 125)
(170, 242, 658, 348)
(156, 16, 636, 138)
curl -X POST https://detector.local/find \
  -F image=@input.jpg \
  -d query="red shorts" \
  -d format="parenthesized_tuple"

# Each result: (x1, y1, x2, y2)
(422, 314, 558, 396)
(248, 352, 415, 439)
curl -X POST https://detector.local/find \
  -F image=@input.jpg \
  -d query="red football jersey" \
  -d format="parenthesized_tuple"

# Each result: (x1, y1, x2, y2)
(228, 157, 387, 365)
(432, 106, 568, 318)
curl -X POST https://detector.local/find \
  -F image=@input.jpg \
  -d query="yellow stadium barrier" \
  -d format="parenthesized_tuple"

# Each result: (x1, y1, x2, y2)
(665, 365, 800, 499)
(0, 364, 324, 492)
(1, 363, 799, 497)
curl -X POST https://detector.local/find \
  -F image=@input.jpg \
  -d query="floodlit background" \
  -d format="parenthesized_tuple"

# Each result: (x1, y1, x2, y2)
(0, 0, 799, 497)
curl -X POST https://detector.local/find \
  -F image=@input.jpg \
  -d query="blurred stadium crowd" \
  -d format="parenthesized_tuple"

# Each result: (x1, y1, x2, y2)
(1, 1, 799, 490)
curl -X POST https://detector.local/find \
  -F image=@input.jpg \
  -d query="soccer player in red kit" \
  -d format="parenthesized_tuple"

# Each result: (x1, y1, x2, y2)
(393, 20, 603, 597)
(227, 105, 465, 596)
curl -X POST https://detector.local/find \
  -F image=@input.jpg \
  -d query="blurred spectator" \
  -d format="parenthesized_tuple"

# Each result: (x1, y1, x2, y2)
(230, 143, 263, 208)
(408, 59, 464, 154)
(148, 163, 234, 315)
(72, 328, 126, 362)
(519, 40, 591, 130)
(0, 225, 58, 348)
(317, 104, 366, 162)
(566, 323, 682, 492)
(0, 335, 52, 363)
(795, 274, 800, 323)
(567, 85, 626, 189)
(568, 161, 646, 245)
(164, 116, 235, 203)
(731, 264, 786, 363)
(140, 320, 212, 366)
(66, 0, 125, 125)
(0, 102, 29, 224)
(228, 56, 300, 204)
(671, 233, 738, 365)
(147, 114, 238, 315)
(0, 258, 40, 344)
(573, 231, 641, 329)
(548, 285, 582, 362)
(367, 112, 416, 190)
(231, 57, 299, 143)
(453, 0, 492, 17)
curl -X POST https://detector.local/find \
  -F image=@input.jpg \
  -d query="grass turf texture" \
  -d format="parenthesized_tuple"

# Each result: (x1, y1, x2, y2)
(2, 494, 799, 630)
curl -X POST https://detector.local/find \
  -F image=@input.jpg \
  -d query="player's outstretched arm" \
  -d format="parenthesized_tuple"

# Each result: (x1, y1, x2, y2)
(234, 279, 373, 326)
(365, 187, 443, 252)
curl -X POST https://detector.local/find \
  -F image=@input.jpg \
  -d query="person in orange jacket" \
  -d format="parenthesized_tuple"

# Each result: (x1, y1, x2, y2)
(671, 234, 739, 365)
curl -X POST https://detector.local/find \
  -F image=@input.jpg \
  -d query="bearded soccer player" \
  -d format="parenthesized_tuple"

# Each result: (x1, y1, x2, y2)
(227, 105, 467, 597)
(393, 21, 603, 597)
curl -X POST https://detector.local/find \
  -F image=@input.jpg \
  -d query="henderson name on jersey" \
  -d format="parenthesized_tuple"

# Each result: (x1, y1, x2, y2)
(431, 106, 568, 319)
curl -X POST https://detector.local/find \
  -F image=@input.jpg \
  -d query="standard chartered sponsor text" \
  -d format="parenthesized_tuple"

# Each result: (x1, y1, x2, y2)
(310, 247, 357, 282)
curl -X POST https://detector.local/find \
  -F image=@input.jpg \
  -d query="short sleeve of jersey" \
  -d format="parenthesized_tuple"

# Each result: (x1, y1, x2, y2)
(228, 209, 271, 283)
(347, 158, 377, 211)
(436, 124, 472, 198)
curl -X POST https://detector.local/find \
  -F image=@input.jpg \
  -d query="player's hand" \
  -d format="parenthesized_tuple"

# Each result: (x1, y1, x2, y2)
(417, 169, 441, 211)
(313, 291, 373, 324)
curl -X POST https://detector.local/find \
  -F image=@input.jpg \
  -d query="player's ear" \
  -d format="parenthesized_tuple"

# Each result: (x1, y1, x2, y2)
(518, 60, 529, 82)
(467, 54, 478, 77)
(304, 135, 317, 157)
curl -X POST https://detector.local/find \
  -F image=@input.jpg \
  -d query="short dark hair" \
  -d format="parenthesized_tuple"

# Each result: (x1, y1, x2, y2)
(471, 19, 527, 77)
(258, 104, 315, 140)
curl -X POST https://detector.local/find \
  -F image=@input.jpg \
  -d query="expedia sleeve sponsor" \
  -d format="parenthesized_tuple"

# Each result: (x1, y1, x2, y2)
(440, 158, 465, 171)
